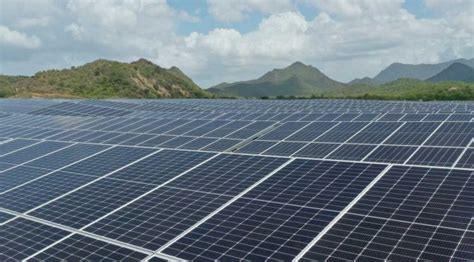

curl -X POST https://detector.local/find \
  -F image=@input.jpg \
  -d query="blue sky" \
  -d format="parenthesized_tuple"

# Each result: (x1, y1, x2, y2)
(0, 0, 473, 87)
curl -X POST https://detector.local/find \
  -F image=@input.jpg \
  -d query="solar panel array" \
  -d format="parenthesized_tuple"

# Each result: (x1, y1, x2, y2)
(0, 99, 472, 261)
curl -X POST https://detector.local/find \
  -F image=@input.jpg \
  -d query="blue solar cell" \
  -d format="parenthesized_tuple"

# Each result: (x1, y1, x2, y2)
(178, 137, 218, 150)
(0, 166, 51, 193)
(384, 122, 439, 145)
(26, 143, 108, 170)
(293, 143, 339, 158)
(0, 171, 97, 212)
(259, 121, 308, 140)
(348, 122, 402, 144)
(62, 146, 156, 177)
(0, 211, 14, 223)
(364, 145, 417, 163)
(30, 234, 148, 261)
(86, 186, 231, 250)
(286, 122, 337, 142)
(350, 166, 472, 230)
(137, 135, 175, 147)
(327, 144, 376, 161)
(0, 141, 70, 165)
(0, 162, 14, 172)
(425, 122, 473, 147)
(166, 154, 287, 196)
(30, 178, 156, 229)
(301, 213, 469, 261)
(163, 198, 337, 260)
(0, 139, 38, 156)
(201, 138, 241, 152)
(262, 141, 305, 156)
(406, 146, 463, 167)
(0, 218, 70, 261)
(158, 136, 196, 148)
(235, 140, 277, 154)
(108, 149, 214, 185)
(315, 122, 369, 143)
(244, 159, 386, 211)
(456, 148, 473, 169)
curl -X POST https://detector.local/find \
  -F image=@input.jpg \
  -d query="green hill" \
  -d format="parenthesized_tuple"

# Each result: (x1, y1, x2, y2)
(348, 58, 474, 85)
(0, 59, 210, 98)
(208, 62, 346, 97)
(346, 79, 474, 100)
(427, 63, 474, 83)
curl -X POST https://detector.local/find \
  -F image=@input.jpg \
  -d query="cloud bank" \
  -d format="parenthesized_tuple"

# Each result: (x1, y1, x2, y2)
(0, 0, 472, 86)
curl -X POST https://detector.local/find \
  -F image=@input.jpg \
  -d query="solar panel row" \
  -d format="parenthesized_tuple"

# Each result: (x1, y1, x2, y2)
(0, 99, 472, 261)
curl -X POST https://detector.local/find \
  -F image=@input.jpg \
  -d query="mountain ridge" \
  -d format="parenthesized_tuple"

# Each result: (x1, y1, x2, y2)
(208, 61, 346, 97)
(427, 63, 474, 83)
(0, 59, 210, 98)
(349, 58, 474, 85)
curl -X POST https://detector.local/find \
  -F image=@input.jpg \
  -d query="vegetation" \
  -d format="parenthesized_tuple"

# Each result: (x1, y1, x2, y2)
(208, 60, 474, 101)
(1, 59, 472, 101)
(252, 79, 474, 101)
(208, 62, 346, 97)
(0, 59, 210, 99)
(351, 58, 474, 85)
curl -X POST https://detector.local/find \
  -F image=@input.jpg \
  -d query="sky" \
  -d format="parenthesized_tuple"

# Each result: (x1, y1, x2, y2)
(0, 0, 473, 87)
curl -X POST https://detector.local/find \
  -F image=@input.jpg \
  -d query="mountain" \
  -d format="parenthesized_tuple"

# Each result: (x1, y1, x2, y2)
(348, 77, 374, 85)
(349, 58, 474, 85)
(0, 59, 210, 98)
(427, 63, 474, 83)
(208, 62, 346, 97)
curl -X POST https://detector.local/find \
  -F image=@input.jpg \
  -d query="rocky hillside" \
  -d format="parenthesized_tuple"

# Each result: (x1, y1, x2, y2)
(0, 59, 210, 98)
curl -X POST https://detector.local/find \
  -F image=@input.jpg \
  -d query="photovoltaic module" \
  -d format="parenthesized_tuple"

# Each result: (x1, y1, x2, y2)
(0, 99, 472, 261)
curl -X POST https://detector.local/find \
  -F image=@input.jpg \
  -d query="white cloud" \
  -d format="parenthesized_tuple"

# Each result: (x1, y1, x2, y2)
(65, 23, 84, 40)
(0, 25, 41, 49)
(156, 1, 472, 86)
(0, 0, 472, 87)
(15, 17, 52, 28)
(207, 0, 294, 22)
(309, 0, 404, 18)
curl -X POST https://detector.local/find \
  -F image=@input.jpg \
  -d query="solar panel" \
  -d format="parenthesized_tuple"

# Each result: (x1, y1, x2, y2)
(0, 99, 472, 261)
(0, 166, 51, 193)
(30, 234, 148, 261)
(456, 148, 473, 168)
(26, 143, 109, 170)
(301, 213, 470, 261)
(364, 145, 418, 163)
(384, 122, 439, 145)
(166, 154, 287, 196)
(350, 166, 472, 229)
(262, 141, 305, 156)
(0, 139, 39, 156)
(107, 149, 215, 185)
(327, 144, 377, 161)
(235, 140, 277, 154)
(0, 141, 71, 165)
(163, 198, 338, 260)
(406, 146, 464, 167)
(293, 142, 339, 158)
(0, 211, 14, 223)
(0, 171, 98, 212)
(85, 186, 232, 250)
(62, 146, 156, 177)
(286, 122, 338, 142)
(0, 218, 70, 261)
